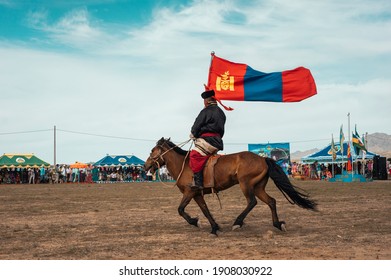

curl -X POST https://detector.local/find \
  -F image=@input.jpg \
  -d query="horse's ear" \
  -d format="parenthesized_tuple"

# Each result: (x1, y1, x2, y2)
(157, 137, 165, 145)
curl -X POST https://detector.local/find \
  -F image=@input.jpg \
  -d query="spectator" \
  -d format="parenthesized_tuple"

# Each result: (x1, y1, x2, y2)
(160, 165, 168, 181)
(72, 168, 79, 182)
(28, 168, 35, 184)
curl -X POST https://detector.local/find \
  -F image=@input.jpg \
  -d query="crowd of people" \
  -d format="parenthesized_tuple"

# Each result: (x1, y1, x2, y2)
(289, 160, 375, 180)
(0, 164, 173, 184)
(0, 159, 387, 184)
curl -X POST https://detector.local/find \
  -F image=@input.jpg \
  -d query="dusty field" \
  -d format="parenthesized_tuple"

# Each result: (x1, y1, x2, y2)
(0, 179, 390, 260)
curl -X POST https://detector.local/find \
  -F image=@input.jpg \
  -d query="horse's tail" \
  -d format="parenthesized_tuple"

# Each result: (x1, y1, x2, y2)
(265, 158, 317, 211)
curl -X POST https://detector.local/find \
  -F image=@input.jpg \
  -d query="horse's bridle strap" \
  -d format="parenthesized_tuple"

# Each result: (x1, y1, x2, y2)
(151, 139, 192, 164)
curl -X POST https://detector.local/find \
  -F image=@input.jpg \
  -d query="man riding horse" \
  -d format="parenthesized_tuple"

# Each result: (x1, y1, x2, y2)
(189, 89, 226, 191)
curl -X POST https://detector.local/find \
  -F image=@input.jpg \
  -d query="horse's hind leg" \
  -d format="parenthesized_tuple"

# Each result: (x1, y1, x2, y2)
(193, 194, 220, 235)
(254, 179, 286, 231)
(178, 192, 199, 227)
(232, 183, 257, 230)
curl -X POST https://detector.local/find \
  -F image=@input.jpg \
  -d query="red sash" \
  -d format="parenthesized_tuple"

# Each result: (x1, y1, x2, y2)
(200, 132, 221, 138)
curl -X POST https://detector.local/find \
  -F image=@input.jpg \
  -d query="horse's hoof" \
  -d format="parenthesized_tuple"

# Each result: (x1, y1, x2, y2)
(232, 225, 241, 231)
(189, 217, 199, 227)
(211, 225, 221, 235)
(281, 223, 287, 232)
(273, 221, 287, 231)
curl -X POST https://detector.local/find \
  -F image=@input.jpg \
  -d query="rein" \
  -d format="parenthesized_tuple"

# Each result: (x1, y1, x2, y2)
(153, 139, 192, 187)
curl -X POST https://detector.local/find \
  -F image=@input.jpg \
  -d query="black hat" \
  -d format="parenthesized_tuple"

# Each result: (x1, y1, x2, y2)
(201, 89, 215, 99)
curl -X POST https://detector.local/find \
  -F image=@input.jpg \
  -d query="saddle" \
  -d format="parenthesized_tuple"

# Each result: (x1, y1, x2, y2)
(202, 154, 222, 189)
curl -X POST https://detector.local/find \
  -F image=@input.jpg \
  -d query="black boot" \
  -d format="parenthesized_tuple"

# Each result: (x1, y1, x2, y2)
(191, 171, 204, 191)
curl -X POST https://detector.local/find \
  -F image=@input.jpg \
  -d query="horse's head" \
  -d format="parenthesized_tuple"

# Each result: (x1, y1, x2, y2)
(144, 137, 169, 173)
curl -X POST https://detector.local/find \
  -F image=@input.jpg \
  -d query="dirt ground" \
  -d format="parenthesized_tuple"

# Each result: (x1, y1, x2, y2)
(0, 179, 390, 260)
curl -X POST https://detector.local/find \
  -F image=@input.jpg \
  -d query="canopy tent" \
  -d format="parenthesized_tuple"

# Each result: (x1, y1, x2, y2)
(93, 155, 145, 167)
(301, 142, 377, 164)
(0, 154, 50, 168)
(69, 162, 89, 169)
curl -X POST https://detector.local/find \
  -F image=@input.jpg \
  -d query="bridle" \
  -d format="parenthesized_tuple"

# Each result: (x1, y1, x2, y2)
(149, 139, 191, 163)
(148, 139, 192, 184)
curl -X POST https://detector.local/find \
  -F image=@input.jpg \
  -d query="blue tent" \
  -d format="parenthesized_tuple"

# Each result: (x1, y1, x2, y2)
(93, 154, 145, 167)
(301, 142, 377, 164)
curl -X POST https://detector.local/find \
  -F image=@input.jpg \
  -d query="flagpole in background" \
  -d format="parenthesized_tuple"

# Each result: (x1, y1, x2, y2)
(354, 124, 359, 175)
(347, 113, 353, 179)
(331, 134, 335, 177)
(347, 113, 351, 145)
(340, 124, 345, 174)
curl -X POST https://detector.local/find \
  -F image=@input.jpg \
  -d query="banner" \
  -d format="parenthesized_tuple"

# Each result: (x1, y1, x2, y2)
(339, 125, 345, 154)
(347, 143, 353, 171)
(248, 142, 291, 174)
(352, 125, 367, 154)
(331, 135, 337, 161)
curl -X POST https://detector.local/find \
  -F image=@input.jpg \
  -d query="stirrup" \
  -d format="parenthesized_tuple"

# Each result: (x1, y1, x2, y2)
(191, 185, 203, 191)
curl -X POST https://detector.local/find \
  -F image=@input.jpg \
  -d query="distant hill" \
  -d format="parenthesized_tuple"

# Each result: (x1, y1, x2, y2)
(290, 148, 319, 162)
(367, 133, 391, 159)
(291, 132, 391, 161)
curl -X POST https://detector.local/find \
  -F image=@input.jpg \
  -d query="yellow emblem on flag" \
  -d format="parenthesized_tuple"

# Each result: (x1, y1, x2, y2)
(216, 71, 234, 91)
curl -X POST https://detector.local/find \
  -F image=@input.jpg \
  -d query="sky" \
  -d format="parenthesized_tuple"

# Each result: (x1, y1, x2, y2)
(0, 0, 390, 165)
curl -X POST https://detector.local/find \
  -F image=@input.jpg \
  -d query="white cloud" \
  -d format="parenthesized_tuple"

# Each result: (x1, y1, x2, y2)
(26, 7, 112, 50)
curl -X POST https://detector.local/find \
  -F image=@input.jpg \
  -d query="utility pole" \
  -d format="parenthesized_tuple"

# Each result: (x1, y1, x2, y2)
(348, 113, 351, 144)
(54, 125, 57, 169)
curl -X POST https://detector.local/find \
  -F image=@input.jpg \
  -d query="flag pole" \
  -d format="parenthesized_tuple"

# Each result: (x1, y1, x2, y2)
(354, 124, 359, 175)
(331, 134, 335, 178)
(340, 124, 344, 174)
(356, 126, 360, 175)
(341, 140, 343, 174)
(348, 113, 350, 143)
(205, 51, 215, 90)
(362, 132, 366, 175)
(364, 132, 368, 176)
(347, 112, 353, 179)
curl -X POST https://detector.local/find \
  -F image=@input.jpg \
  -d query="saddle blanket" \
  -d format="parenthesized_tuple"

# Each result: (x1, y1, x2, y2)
(203, 154, 222, 188)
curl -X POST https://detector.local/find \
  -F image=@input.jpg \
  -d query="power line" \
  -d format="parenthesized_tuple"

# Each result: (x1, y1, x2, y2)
(225, 138, 330, 146)
(0, 129, 52, 135)
(57, 129, 156, 142)
(0, 128, 156, 142)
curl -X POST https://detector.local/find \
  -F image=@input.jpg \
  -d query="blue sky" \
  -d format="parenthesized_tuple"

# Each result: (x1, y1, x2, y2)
(1, 0, 390, 164)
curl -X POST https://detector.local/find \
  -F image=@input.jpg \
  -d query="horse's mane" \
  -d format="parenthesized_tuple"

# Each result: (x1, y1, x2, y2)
(157, 137, 188, 156)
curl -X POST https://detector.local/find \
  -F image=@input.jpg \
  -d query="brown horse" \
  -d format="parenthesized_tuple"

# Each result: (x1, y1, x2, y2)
(144, 137, 317, 235)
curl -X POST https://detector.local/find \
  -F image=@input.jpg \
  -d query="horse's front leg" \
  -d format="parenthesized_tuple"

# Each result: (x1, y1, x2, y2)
(193, 194, 220, 235)
(178, 192, 199, 227)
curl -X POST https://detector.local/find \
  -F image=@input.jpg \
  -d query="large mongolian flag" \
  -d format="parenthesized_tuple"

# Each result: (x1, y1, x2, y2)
(207, 53, 317, 102)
